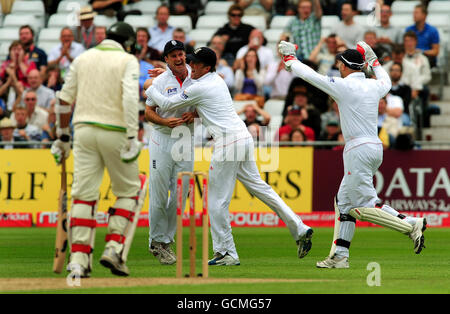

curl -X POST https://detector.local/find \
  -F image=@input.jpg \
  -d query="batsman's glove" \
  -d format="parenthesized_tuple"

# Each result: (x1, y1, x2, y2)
(51, 127, 71, 165)
(120, 137, 143, 163)
(356, 41, 380, 67)
(278, 41, 299, 72)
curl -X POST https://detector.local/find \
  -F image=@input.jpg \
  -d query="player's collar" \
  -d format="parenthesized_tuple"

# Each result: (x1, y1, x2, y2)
(346, 71, 366, 79)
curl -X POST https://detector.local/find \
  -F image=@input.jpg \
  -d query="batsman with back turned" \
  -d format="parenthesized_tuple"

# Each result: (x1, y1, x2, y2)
(51, 22, 148, 277)
(278, 40, 427, 269)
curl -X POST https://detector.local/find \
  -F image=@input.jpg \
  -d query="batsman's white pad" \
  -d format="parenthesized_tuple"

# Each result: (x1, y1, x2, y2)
(329, 197, 340, 257)
(121, 174, 149, 262)
(349, 207, 413, 235)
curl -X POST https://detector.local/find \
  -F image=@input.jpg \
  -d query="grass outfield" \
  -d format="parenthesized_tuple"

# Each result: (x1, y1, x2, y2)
(0, 227, 449, 294)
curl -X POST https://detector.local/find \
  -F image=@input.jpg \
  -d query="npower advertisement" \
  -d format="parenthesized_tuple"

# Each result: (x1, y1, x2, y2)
(1, 149, 450, 227)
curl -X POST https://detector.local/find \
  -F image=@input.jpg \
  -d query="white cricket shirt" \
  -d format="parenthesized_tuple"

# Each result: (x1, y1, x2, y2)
(145, 65, 195, 135)
(290, 61, 392, 151)
(147, 72, 251, 145)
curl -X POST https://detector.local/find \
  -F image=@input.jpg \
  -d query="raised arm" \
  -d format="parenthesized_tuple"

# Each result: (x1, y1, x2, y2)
(313, 0, 323, 19)
(357, 41, 392, 97)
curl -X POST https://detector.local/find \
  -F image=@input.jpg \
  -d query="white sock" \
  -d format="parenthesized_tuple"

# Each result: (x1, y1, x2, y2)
(335, 221, 355, 258)
(380, 204, 417, 226)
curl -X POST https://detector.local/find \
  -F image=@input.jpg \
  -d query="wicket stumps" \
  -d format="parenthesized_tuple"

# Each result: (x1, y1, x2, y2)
(176, 171, 209, 278)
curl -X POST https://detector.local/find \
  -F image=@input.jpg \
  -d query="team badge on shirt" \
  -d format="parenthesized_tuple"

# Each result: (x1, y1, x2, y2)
(180, 91, 189, 99)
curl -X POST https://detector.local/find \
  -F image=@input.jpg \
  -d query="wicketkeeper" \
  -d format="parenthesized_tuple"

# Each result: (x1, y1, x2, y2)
(278, 40, 427, 268)
(51, 22, 148, 277)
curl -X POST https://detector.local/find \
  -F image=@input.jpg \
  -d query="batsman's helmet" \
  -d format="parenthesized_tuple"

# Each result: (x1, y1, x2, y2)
(106, 22, 136, 54)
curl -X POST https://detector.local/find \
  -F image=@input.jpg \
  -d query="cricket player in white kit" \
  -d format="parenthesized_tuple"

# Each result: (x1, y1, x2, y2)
(278, 41, 427, 269)
(144, 40, 197, 265)
(146, 47, 313, 265)
(51, 22, 148, 277)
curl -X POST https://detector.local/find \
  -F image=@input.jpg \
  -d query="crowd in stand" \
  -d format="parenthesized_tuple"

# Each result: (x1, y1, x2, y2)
(0, 0, 443, 150)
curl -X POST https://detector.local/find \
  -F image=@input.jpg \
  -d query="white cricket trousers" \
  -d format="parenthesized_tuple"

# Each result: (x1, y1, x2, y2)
(337, 143, 383, 214)
(148, 130, 194, 245)
(208, 137, 309, 260)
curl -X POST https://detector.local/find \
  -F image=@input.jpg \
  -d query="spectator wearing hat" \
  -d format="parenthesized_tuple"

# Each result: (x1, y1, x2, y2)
(275, 105, 315, 142)
(18, 25, 48, 76)
(24, 69, 56, 111)
(285, 0, 322, 60)
(405, 4, 440, 68)
(0, 117, 16, 149)
(73, 6, 98, 49)
(48, 28, 86, 78)
(214, 4, 255, 66)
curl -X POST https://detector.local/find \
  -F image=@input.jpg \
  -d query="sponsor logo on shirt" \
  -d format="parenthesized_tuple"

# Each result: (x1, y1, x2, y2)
(166, 87, 177, 95)
(328, 77, 335, 83)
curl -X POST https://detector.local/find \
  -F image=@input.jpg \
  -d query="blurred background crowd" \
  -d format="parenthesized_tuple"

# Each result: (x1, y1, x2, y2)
(0, 0, 448, 150)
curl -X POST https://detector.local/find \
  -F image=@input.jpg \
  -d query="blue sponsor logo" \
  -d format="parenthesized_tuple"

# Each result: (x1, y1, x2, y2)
(328, 76, 335, 83)
(166, 87, 177, 95)
(181, 92, 189, 100)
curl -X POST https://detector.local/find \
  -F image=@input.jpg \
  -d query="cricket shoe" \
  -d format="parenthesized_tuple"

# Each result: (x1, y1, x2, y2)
(208, 253, 240, 266)
(297, 228, 314, 259)
(100, 247, 130, 276)
(149, 241, 176, 265)
(316, 255, 349, 269)
(409, 217, 427, 254)
(67, 262, 90, 278)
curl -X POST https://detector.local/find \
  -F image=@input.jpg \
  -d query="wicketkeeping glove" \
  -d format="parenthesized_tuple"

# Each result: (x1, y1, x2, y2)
(51, 129, 71, 165)
(120, 137, 143, 163)
(356, 41, 380, 67)
(278, 41, 299, 72)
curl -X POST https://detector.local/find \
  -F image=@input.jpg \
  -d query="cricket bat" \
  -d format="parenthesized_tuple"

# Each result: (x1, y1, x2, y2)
(53, 157, 68, 273)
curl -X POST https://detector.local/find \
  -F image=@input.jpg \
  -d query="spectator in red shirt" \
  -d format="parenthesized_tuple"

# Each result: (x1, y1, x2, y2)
(275, 105, 315, 141)
(0, 41, 37, 89)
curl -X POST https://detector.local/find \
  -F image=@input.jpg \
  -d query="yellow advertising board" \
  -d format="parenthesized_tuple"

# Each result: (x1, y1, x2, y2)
(0, 147, 313, 221)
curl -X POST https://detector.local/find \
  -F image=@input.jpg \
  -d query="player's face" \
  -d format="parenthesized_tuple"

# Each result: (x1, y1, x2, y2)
(165, 49, 186, 72)
(189, 61, 210, 80)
